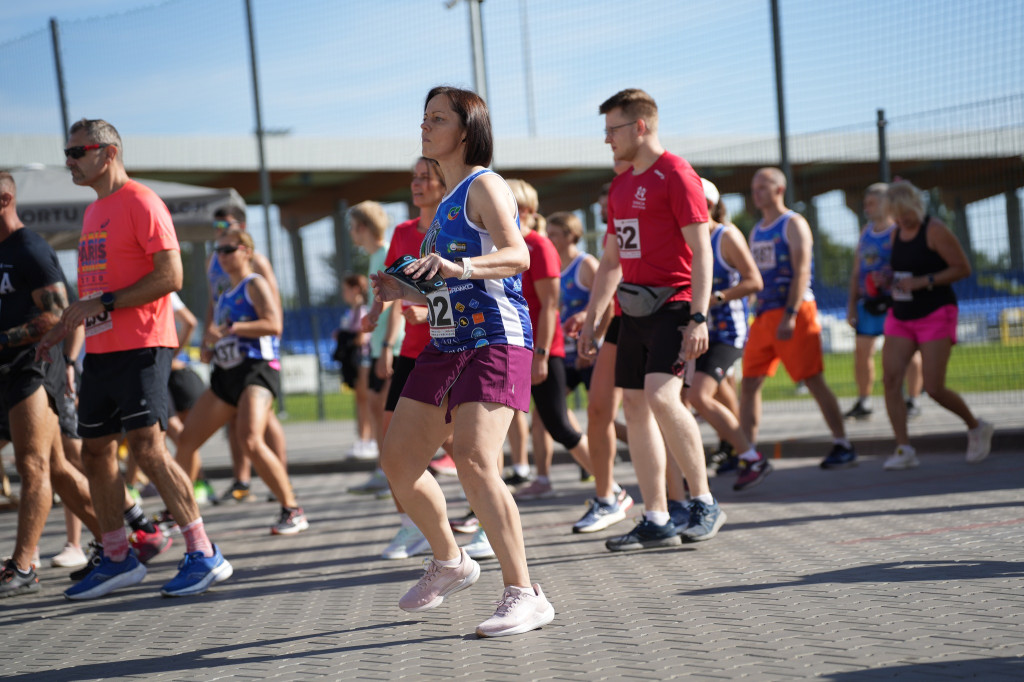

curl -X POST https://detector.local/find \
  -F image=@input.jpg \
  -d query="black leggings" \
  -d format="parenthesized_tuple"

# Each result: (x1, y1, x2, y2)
(530, 355, 583, 450)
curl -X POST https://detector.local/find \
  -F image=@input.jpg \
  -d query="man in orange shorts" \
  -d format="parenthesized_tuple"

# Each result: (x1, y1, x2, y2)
(739, 168, 856, 469)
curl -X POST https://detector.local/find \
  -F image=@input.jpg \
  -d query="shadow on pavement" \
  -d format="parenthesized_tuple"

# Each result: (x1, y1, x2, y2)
(824, 655, 1024, 681)
(681, 559, 1024, 596)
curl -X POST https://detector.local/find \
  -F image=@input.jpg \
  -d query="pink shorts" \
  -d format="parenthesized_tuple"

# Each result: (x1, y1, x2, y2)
(400, 343, 532, 422)
(884, 304, 958, 345)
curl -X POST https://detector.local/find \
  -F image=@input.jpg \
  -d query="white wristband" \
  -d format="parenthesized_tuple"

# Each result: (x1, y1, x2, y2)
(459, 257, 474, 280)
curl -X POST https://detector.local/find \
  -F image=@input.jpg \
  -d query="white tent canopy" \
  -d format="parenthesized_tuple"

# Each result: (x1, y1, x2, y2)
(8, 164, 247, 250)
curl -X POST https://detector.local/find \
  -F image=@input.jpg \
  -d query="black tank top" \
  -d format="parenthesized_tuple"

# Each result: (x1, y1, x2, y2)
(890, 216, 957, 320)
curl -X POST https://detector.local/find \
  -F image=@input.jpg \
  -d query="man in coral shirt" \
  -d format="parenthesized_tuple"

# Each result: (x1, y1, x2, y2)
(40, 119, 232, 600)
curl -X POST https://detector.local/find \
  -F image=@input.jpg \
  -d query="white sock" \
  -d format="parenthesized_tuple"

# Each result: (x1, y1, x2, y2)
(513, 464, 531, 477)
(645, 510, 670, 526)
(834, 438, 852, 450)
(694, 493, 714, 506)
(612, 483, 622, 494)
(738, 448, 761, 462)
(435, 553, 462, 567)
(399, 514, 415, 528)
(597, 495, 616, 506)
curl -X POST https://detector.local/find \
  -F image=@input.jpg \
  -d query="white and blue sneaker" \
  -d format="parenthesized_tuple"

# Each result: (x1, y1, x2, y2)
(572, 497, 627, 534)
(464, 528, 496, 560)
(64, 550, 146, 601)
(381, 525, 431, 560)
(160, 545, 233, 597)
(679, 499, 727, 543)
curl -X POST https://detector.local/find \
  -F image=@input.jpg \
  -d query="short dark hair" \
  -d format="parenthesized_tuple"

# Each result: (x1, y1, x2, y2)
(214, 206, 247, 224)
(425, 86, 493, 167)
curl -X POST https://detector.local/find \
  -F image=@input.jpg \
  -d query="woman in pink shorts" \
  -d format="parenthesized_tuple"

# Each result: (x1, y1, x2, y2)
(371, 87, 554, 638)
(881, 180, 993, 469)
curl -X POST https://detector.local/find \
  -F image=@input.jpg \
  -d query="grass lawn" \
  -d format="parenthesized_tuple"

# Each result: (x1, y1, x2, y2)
(278, 342, 1024, 422)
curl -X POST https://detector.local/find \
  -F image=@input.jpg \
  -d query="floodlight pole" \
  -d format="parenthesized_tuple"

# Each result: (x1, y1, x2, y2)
(877, 109, 891, 182)
(49, 18, 70, 137)
(447, 0, 489, 103)
(244, 0, 275, 268)
(770, 0, 793, 205)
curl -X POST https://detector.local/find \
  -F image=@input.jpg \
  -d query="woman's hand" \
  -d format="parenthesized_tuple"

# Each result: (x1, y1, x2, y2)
(402, 253, 462, 281)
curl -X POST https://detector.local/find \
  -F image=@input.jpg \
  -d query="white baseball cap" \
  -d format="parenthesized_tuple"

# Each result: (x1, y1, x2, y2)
(701, 178, 720, 205)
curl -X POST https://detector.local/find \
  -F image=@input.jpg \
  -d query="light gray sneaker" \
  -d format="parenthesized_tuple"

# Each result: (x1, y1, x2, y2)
(398, 549, 480, 612)
(381, 525, 430, 560)
(966, 420, 995, 463)
(463, 528, 495, 560)
(476, 583, 555, 637)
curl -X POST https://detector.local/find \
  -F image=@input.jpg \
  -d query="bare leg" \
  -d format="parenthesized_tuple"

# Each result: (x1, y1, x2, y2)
(126, 424, 200, 528)
(853, 335, 877, 401)
(237, 386, 297, 507)
(906, 350, 924, 400)
(882, 334, 918, 446)
(264, 409, 287, 465)
(506, 410, 529, 471)
(9, 389, 58, 571)
(689, 374, 753, 454)
(587, 341, 620, 499)
(918, 338, 977, 428)
(740, 375, 767, 445)
(48, 434, 101, 539)
(803, 373, 847, 440)
(645, 373, 711, 499)
(621, 388, 669, 514)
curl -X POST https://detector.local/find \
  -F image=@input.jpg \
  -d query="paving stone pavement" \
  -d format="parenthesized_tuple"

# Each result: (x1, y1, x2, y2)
(2, 446, 1023, 680)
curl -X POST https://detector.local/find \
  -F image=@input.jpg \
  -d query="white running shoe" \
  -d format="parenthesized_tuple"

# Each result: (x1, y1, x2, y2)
(398, 549, 480, 612)
(464, 528, 495, 559)
(476, 583, 555, 637)
(381, 525, 430, 560)
(51, 543, 88, 568)
(883, 445, 919, 471)
(966, 420, 995, 463)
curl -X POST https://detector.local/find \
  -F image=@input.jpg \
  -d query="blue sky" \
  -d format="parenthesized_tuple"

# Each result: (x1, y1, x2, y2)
(4, 0, 1022, 300)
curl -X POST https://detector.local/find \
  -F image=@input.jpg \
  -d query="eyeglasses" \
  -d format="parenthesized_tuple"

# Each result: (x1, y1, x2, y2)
(214, 244, 241, 255)
(63, 144, 111, 159)
(603, 121, 637, 137)
(213, 220, 236, 230)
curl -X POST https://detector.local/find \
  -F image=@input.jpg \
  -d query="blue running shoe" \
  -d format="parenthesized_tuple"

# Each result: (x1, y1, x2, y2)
(64, 551, 146, 601)
(820, 443, 857, 470)
(160, 545, 233, 597)
(679, 499, 727, 543)
(668, 499, 692, 535)
(605, 518, 681, 552)
(572, 497, 627, 534)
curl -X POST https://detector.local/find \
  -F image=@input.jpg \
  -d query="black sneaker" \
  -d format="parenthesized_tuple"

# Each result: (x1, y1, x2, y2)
(502, 471, 532, 489)
(820, 443, 858, 469)
(715, 454, 740, 475)
(843, 401, 873, 420)
(707, 441, 735, 468)
(605, 518, 681, 552)
(906, 398, 922, 419)
(0, 558, 39, 598)
(69, 541, 103, 581)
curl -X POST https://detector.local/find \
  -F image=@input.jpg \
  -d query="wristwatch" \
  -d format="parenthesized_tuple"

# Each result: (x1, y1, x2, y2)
(100, 292, 116, 312)
(785, 305, 798, 316)
(64, 355, 75, 366)
(690, 312, 707, 325)
(534, 347, 549, 357)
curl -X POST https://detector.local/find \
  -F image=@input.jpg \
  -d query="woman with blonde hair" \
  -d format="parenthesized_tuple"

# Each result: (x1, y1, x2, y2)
(881, 180, 993, 469)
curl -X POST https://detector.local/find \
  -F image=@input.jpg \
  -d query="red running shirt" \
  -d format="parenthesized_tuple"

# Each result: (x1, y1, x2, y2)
(605, 151, 708, 303)
(385, 218, 433, 359)
(521, 229, 565, 358)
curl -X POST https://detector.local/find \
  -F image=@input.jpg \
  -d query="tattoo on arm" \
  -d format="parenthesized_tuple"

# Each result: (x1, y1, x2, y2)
(4, 284, 69, 347)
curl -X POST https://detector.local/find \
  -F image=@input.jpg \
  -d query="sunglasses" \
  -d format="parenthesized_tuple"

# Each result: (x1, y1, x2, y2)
(63, 144, 111, 159)
(214, 244, 241, 255)
(213, 219, 236, 230)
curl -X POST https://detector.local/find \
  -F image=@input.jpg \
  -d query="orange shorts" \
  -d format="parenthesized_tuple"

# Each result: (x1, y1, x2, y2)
(742, 300, 824, 382)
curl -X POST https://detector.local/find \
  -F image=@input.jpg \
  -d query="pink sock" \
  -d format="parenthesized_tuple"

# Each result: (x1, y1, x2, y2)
(102, 530, 130, 562)
(181, 518, 214, 558)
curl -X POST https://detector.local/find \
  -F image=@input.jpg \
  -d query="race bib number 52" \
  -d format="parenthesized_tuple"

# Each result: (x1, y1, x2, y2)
(615, 218, 641, 259)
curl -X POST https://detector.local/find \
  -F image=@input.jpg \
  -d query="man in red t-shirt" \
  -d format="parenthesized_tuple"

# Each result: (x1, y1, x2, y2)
(40, 119, 231, 600)
(581, 89, 725, 551)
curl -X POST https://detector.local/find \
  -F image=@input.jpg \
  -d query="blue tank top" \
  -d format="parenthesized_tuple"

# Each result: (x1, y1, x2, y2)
(856, 222, 895, 297)
(420, 169, 533, 353)
(560, 253, 590, 361)
(212, 273, 280, 368)
(750, 211, 814, 315)
(708, 225, 749, 348)
(207, 255, 232, 302)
